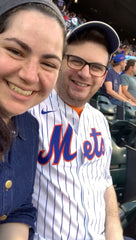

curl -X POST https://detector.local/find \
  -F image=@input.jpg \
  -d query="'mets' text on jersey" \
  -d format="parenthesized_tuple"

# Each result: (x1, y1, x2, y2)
(38, 125, 105, 165)
(30, 89, 112, 240)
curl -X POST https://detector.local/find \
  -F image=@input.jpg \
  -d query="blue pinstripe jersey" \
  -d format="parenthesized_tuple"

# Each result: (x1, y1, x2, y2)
(29, 89, 113, 240)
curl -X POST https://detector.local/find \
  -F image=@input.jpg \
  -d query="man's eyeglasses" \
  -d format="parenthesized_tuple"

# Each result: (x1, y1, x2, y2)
(65, 54, 108, 77)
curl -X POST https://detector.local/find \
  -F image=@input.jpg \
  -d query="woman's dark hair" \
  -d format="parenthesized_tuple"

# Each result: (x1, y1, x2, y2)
(0, 2, 66, 54)
(0, 118, 14, 160)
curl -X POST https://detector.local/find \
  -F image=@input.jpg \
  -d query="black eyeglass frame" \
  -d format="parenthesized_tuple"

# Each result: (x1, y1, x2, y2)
(65, 54, 109, 77)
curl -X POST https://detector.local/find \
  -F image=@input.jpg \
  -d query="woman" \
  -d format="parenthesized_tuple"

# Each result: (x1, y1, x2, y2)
(0, 0, 66, 239)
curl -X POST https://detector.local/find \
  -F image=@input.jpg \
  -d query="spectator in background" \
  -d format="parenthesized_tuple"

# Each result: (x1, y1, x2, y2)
(70, 12, 79, 28)
(121, 59, 136, 105)
(63, 9, 70, 20)
(123, 46, 130, 56)
(101, 54, 135, 106)
(56, 0, 66, 12)
(65, 11, 79, 32)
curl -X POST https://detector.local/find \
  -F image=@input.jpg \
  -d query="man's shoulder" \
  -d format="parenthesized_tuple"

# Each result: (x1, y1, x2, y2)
(85, 102, 108, 120)
(109, 67, 119, 76)
(121, 73, 131, 81)
(105, 67, 119, 81)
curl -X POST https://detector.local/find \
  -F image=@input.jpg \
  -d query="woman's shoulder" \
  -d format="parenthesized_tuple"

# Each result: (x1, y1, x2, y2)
(14, 111, 39, 129)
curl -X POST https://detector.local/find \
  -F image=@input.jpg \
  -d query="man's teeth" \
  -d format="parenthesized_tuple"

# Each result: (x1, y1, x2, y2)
(9, 83, 32, 96)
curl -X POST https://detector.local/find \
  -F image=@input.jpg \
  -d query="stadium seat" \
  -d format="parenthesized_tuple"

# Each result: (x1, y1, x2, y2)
(120, 200, 136, 229)
(125, 102, 136, 124)
(111, 140, 136, 230)
(91, 94, 125, 122)
(110, 139, 127, 203)
(110, 120, 136, 149)
(96, 95, 117, 122)
(123, 146, 136, 202)
(111, 140, 136, 202)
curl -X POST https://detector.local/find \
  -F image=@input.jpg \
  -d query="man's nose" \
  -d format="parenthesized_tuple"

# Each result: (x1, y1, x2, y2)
(78, 64, 90, 78)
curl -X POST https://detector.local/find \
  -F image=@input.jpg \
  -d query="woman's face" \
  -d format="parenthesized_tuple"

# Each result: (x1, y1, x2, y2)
(0, 9, 64, 122)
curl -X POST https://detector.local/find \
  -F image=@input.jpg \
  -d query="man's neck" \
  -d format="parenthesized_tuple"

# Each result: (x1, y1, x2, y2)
(125, 70, 133, 76)
(113, 65, 122, 74)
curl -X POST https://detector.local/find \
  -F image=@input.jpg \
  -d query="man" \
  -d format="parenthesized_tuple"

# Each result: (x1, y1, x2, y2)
(121, 59, 136, 104)
(56, 0, 66, 12)
(101, 53, 134, 106)
(30, 21, 125, 240)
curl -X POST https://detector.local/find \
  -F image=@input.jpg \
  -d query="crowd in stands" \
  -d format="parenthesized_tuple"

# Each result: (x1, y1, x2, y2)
(53, 1, 136, 57)
(116, 43, 136, 59)
(53, 0, 87, 31)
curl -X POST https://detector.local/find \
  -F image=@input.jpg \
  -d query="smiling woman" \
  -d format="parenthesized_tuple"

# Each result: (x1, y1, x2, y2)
(0, 0, 66, 240)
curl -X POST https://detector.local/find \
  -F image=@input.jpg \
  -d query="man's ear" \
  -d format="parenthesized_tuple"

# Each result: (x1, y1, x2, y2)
(100, 71, 108, 87)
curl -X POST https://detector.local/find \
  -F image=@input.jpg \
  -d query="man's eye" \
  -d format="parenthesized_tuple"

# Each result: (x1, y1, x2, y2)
(71, 59, 83, 66)
(92, 64, 103, 71)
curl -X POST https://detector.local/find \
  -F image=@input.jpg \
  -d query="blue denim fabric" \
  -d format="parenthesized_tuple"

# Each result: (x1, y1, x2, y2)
(0, 112, 39, 239)
(109, 97, 124, 106)
(124, 237, 135, 240)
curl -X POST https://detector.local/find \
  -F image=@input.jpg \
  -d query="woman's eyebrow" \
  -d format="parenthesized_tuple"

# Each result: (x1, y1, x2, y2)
(5, 37, 31, 52)
(41, 54, 61, 63)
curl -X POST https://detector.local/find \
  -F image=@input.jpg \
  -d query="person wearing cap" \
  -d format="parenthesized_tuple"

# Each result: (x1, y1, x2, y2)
(101, 53, 136, 107)
(29, 21, 127, 240)
(0, 0, 66, 239)
(114, 53, 126, 64)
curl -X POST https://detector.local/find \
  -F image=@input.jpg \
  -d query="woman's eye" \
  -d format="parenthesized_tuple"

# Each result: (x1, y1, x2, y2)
(45, 63, 56, 68)
(7, 48, 23, 57)
(42, 62, 59, 70)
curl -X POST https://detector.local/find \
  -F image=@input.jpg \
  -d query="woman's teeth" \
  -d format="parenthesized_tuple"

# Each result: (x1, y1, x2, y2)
(77, 82, 86, 87)
(9, 83, 32, 96)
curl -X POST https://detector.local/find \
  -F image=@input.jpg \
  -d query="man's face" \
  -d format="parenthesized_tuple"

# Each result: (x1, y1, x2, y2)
(56, 41, 109, 107)
(120, 59, 127, 71)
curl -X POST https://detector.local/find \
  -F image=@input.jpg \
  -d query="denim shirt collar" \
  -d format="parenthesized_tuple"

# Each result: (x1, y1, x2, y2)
(12, 113, 28, 140)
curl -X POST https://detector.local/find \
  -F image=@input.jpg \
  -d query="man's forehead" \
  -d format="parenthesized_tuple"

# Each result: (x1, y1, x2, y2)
(66, 41, 109, 58)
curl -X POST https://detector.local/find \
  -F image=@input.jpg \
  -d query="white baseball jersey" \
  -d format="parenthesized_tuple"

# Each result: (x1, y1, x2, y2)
(29, 89, 113, 240)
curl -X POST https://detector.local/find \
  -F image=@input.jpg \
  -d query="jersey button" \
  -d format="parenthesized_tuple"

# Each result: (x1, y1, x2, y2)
(5, 180, 12, 190)
(0, 215, 7, 221)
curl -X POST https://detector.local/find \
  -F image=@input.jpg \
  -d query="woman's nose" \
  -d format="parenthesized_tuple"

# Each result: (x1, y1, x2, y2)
(18, 59, 39, 83)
